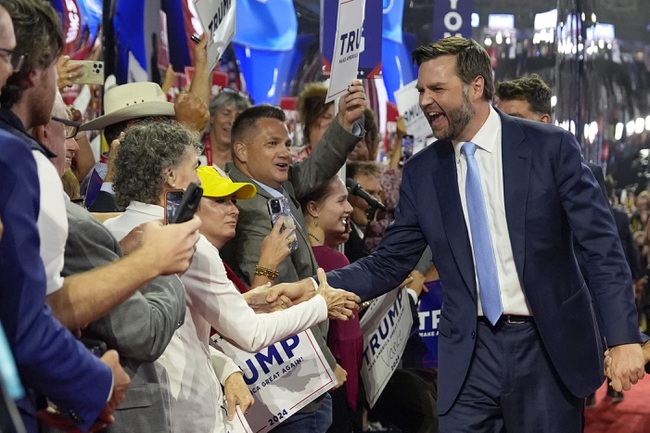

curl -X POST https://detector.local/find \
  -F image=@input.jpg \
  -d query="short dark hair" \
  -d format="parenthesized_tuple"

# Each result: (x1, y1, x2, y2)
(0, 0, 64, 108)
(412, 36, 494, 101)
(231, 104, 286, 148)
(496, 74, 552, 117)
(113, 121, 201, 207)
(103, 115, 173, 146)
(346, 161, 381, 180)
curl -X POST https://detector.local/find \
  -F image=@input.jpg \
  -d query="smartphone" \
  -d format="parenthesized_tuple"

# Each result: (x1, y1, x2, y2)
(68, 60, 105, 85)
(267, 197, 298, 251)
(80, 338, 107, 357)
(401, 134, 414, 161)
(165, 182, 203, 224)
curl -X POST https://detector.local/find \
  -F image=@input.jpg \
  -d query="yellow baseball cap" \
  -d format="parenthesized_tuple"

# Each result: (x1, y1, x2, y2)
(197, 166, 256, 199)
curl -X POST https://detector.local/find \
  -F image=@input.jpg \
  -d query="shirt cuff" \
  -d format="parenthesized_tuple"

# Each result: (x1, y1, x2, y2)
(106, 376, 114, 403)
(351, 121, 363, 137)
(100, 182, 114, 194)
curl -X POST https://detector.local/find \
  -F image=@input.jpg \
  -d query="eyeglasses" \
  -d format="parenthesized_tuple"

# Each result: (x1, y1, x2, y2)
(0, 47, 26, 73)
(51, 116, 81, 139)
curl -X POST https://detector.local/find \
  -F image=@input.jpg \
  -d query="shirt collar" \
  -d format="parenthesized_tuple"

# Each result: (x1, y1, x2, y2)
(453, 105, 501, 159)
(253, 180, 284, 198)
(125, 201, 164, 218)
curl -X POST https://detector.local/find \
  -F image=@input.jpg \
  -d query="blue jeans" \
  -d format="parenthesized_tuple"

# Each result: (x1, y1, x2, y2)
(272, 393, 333, 433)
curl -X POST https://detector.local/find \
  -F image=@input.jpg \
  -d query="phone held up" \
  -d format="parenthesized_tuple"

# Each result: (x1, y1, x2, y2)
(401, 134, 414, 165)
(165, 182, 203, 224)
(267, 197, 298, 251)
(68, 60, 105, 85)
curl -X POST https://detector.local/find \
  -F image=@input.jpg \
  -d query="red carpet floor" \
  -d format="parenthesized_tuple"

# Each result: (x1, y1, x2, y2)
(584, 378, 650, 433)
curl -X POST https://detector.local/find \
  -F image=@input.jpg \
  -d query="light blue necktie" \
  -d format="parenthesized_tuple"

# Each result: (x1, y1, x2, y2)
(462, 142, 503, 325)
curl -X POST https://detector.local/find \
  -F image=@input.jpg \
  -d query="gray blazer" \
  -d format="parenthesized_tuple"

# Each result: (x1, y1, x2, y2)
(225, 118, 361, 285)
(224, 118, 361, 412)
(62, 202, 185, 433)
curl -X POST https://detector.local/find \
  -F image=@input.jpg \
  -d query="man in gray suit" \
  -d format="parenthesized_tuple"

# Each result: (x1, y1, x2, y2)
(62, 201, 184, 433)
(36, 91, 204, 432)
(224, 81, 366, 431)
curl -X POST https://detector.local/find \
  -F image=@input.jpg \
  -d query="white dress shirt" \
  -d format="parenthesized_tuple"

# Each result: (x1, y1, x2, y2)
(104, 202, 328, 433)
(454, 107, 531, 316)
(33, 150, 66, 295)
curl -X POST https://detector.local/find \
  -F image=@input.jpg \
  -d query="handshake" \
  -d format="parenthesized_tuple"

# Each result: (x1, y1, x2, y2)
(251, 268, 361, 320)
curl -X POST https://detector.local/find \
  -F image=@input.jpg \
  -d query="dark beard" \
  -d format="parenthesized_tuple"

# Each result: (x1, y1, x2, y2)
(432, 88, 475, 141)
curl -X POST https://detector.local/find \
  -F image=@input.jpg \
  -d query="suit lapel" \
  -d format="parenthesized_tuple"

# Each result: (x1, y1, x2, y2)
(286, 193, 311, 254)
(499, 112, 530, 279)
(431, 141, 477, 299)
(226, 163, 318, 275)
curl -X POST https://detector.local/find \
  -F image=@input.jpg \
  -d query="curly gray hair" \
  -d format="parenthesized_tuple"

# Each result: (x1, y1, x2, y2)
(113, 120, 201, 207)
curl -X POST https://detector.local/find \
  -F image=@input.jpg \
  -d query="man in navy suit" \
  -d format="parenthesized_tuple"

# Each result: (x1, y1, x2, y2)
(0, 1, 130, 431)
(321, 37, 645, 432)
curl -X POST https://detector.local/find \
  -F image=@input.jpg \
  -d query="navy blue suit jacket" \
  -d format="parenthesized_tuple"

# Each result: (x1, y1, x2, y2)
(0, 128, 112, 431)
(327, 111, 640, 414)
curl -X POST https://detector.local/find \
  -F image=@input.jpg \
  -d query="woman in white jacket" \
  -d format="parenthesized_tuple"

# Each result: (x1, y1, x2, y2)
(104, 121, 359, 433)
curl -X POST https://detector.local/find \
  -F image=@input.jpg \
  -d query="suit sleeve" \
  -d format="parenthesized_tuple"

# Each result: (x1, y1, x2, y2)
(63, 212, 185, 362)
(0, 137, 112, 432)
(555, 131, 639, 346)
(328, 159, 429, 301)
(290, 119, 361, 199)
(233, 196, 302, 286)
(614, 210, 643, 280)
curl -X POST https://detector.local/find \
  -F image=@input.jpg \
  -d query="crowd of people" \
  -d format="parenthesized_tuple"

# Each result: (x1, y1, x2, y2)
(2, 1, 650, 433)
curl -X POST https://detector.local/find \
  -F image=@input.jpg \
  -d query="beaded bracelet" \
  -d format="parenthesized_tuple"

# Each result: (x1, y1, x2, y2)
(254, 265, 279, 280)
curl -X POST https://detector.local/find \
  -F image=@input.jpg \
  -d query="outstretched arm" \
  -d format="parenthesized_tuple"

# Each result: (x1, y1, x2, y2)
(48, 215, 200, 329)
(266, 268, 361, 320)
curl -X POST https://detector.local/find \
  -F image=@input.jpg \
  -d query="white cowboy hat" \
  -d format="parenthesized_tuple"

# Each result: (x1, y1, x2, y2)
(79, 82, 175, 131)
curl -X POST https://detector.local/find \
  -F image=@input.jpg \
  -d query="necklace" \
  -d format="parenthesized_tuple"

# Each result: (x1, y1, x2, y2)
(307, 232, 323, 245)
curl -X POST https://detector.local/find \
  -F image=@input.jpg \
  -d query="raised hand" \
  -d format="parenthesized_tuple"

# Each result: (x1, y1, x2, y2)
(56, 56, 84, 89)
(258, 216, 296, 269)
(139, 215, 202, 275)
(337, 79, 366, 132)
(174, 92, 210, 132)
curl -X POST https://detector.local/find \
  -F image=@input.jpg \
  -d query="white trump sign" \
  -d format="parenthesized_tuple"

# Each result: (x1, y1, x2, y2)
(326, 0, 366, 103)
(193, 0, 236, 73)
(211, 330, 336, 431)
(394, 80, 435, 154)
(360, 288, 413, 407)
